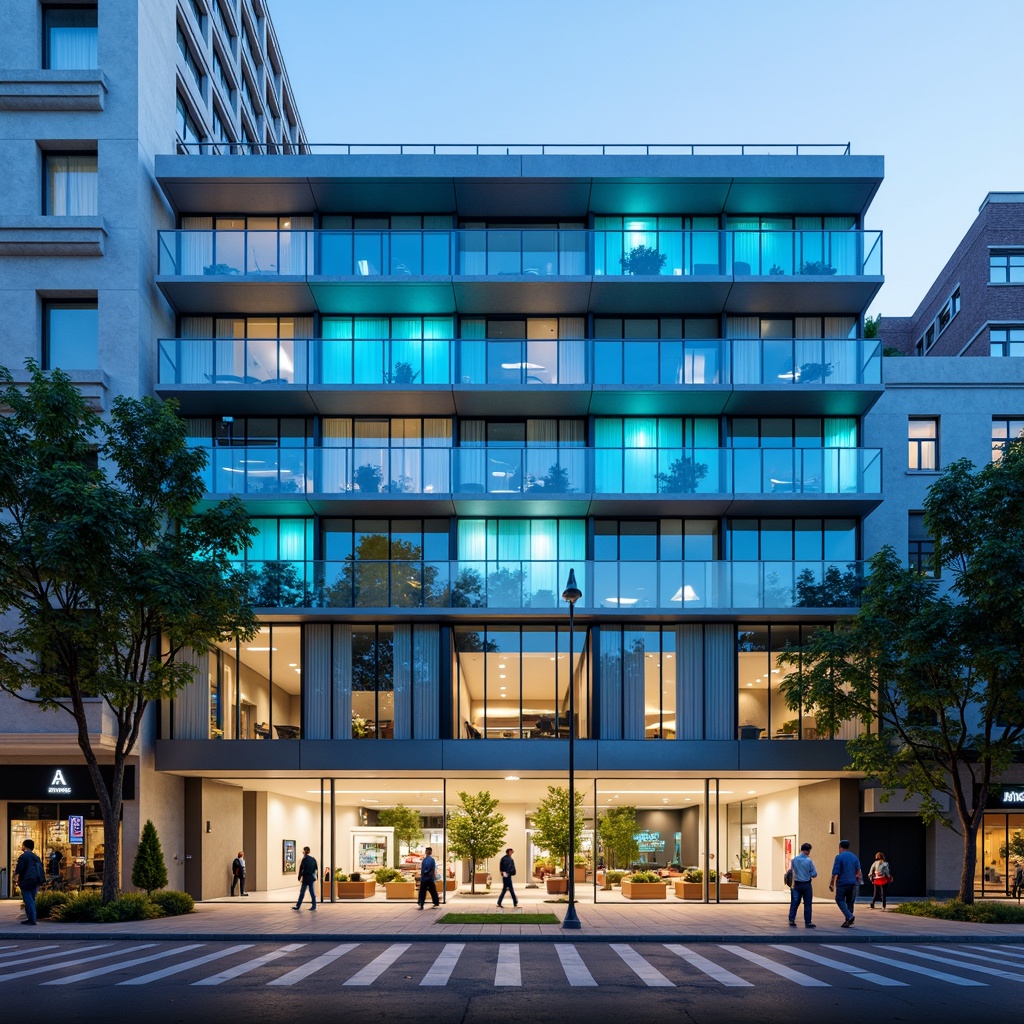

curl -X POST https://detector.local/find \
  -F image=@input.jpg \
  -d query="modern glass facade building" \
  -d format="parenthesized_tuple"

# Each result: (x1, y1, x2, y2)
(141, 147, 897, 898)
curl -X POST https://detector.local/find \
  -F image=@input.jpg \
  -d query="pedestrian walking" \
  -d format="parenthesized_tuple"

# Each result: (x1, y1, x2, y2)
(787, 842, 817, 928)
(293, 846, 318, 911)
(829, 838, 863, 927)
(1012, 861, 1023, 900)
(417, 846, 440, 909)
(231, 850, 248, 896)
(868, 850, 891, 909)
(14, 839, 46, 925)
(497, 847, 518, 908)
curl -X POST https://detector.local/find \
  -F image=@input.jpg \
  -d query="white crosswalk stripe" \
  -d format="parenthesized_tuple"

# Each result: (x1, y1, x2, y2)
(0, 946, 17, 952)
(192, 943, 305, 986)
(988, 945, 1024, 960)
(772, 944, 907, 986)
(43, 943, 205, 986)
(343, 943, 410, 987)
(420, 943, 465, 987)
(0, 944, 68, 964)
(664, 944, 752, 986)
(494, 943, 521, 986)
(943, 946, 1024, 970)
(120, 944, 254, 985)
(720, 945, 829, 987)
(611, 943, 674, 986)
(0, 943, 153, 984)
(269, 942, 357, 986)
(822, 945, 985, 986)
(876, 944, 1024, 983)
(555, 944, 597, 986)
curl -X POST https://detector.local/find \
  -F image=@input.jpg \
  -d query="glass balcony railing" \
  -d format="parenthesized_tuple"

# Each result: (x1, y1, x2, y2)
(197, 445, 881, 497)
(158, 337, 882, 387)
(239, 558, 866, 610)
(157, 229, 883, 279)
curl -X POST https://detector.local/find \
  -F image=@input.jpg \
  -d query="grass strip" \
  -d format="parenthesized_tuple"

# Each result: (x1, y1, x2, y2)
(436, 912, 560, 925)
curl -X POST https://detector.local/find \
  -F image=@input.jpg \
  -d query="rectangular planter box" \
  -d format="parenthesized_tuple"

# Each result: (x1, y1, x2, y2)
(674, 880, 740, 900)
(445, 879, 457, 891)
(621, 880, 668, 900)
(385, 881, 417, 899)
(334, 880, 376, 899)
(546, 877, 568, 894)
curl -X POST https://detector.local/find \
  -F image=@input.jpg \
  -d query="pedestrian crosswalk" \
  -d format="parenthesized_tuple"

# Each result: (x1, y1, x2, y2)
(0, 939, 1021, 991)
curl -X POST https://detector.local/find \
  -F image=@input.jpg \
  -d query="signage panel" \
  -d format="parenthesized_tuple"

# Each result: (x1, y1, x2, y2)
(69, 815, 85, 844)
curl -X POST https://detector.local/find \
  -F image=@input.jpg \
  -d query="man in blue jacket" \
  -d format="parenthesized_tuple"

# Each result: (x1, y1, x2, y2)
(787, 842, 817, 928)
(418, 847, 440, 909)
(829, 839, 863, 927)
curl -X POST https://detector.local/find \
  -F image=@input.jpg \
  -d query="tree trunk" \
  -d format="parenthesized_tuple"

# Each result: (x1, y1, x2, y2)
(469, 858, 476, 894)
(959, 821, 979, 904)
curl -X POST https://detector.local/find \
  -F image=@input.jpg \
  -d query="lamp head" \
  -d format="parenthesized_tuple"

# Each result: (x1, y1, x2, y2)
(562, 568, 582, 606)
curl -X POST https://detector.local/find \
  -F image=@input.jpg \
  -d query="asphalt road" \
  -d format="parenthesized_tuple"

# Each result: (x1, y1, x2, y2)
(1, 936, 1022, 1023)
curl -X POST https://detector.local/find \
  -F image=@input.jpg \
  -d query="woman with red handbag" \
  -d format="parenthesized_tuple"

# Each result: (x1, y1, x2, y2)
(868, 851, 892, 909)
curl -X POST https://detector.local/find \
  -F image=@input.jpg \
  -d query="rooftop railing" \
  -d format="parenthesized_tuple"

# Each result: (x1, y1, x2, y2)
(157, 228, 883, 278)
(239, 557, 866, 611)
(158, 337, 882, 389)
(196, 444, 881, 498)
(174, 141, 854, 157)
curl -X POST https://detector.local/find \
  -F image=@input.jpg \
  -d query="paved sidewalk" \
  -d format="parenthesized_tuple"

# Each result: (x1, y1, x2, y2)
(2, 894, 1022, 944)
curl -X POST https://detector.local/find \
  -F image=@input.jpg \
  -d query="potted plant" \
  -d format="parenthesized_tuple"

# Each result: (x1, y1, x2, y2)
(384, 361, 420, 385)
(621, 870, 668, 900)
(769, 263, 786, 276)
(796, 361, 833, 384)
(619, 244, 666, 276)
(335, 870, 377, 899)
(655, 456, 710, 494)
(799, 260, 838, 276)
(531, 785, 585, 894)
(675, 867, 739, 900)
(354, 463, 383, 493)
(605, 869, 626, 888)
(376, 865, 415, 899)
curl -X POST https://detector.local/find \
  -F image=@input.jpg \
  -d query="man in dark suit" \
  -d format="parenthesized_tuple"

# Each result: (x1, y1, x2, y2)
(293, 847, 318, 911)
(418, 847, 440, 909)
(497, 847, 518, 908)
(231, 851, 248, 896)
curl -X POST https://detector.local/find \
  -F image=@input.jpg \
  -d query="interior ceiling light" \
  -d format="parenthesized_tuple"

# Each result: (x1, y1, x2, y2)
(499, 674, 507, 679)
(289, 663, 297, 668)
(247, 646, 277, 652)
(498, 664, 506, 669)
(505, 775, 520, 781)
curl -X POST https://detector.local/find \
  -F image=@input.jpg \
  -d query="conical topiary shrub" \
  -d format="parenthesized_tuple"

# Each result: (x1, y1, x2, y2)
(131, 819, 168, 895)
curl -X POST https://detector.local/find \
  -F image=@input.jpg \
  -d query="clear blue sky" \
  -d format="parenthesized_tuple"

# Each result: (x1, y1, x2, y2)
(269, 0, 1024, 318)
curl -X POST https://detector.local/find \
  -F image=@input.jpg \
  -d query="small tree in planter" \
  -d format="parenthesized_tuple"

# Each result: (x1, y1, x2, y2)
(531, 785, 585, 881)
(384, 361, 420, 385)
(447, 790, 506, 894)
(377, 805, 424, 867)
(131, 819, 168, 895)
(799, 260, 838, 276)
(655, 456, 709, 494)
(354, 463, 383, 493)
(598, 805, 640, 870)
(619, 245, 666, 276)
(796, 361, 834, 384)
(528, 462, 574, 493)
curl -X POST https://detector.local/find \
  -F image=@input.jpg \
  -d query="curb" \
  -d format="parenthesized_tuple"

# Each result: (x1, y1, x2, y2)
(1, 928, 1022, 945)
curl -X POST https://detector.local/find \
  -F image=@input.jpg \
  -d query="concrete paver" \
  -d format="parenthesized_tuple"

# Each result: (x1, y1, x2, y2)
(1, 891, 1022, 944)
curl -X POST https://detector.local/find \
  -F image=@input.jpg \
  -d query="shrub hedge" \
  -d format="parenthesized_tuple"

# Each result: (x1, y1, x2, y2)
(48, 888, 195, 922)
(150, 890, 195, 916)
(33, 890, 73, 918)
(893, 898, 1024, 924)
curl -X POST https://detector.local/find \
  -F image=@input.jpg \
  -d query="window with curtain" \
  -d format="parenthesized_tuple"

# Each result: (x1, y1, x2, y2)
(44, 152, 97, 215)
(600, 626, 677, 740)
(908, 418, 938, 470)
(44, 6, 98, 69)
(44, 300, 98, 369)
(321, 316, 454, 385)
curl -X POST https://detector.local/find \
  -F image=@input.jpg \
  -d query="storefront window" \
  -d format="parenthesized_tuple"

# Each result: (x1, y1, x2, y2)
(9, 803, 114, 893)
(977, 813, 1024, 894)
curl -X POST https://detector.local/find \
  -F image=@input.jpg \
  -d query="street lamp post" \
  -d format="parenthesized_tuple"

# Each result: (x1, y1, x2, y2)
(562, 567, 582, 931)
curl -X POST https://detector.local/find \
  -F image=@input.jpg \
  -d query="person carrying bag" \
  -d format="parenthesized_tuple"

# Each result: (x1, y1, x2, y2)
(868, 851, 892, 909)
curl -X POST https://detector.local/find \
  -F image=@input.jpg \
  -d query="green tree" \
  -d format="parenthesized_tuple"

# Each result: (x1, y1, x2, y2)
(0, 365, 258, 903)
(446, 790, 506, 893)
(531, 785, 585, 877)
(781, 522, 1024, 904)
(131, 819, 168, 895)
(863, 313, 880, 338)
(598, 805, 640, 870)
(377, 805, 424, 867)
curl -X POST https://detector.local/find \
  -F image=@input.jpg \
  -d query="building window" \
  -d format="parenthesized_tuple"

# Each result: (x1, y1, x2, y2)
(44, 152, 97, 215)
(176, 92, 203, 152)
(176, 25, 205, 92)
(908, 513, 936, 576)
(915, 286, 961, 353)
(43, 5, 98, 69)
(908, 418, 938, 470)
(44, 301, 98, 369)
(991, 418, 1024, 461)
(991, 251, 1024, 284)
(990, 326, 1024, 357)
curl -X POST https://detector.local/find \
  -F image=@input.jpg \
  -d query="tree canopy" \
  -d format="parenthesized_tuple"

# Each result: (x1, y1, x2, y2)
(598, 805, 640, 870)
(376, 805, 424, 867)
(446, 790, 506, 892)
(530, 785, 585, 875)
(780, 442, 1024, 902)
(0, 365, 258, 902)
